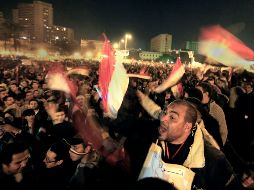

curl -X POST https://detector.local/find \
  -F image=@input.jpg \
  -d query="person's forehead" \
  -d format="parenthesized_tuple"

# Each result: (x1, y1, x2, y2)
(47, 150, 57, 158)
(167, 103, 187, 113)
(12, 149, 30, 163)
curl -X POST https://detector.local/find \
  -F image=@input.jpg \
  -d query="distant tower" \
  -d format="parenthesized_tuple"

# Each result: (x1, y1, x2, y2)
(150, 34, 172, 52)
(185, 41, 199, 53)
(12, 1, 53, 43)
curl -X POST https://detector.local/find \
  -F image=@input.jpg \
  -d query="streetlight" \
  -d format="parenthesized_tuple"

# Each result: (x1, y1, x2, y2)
(124, 34, 132, 50)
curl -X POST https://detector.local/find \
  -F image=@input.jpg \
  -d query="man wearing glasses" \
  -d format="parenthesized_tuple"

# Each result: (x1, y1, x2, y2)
(36, 141, 71, 190)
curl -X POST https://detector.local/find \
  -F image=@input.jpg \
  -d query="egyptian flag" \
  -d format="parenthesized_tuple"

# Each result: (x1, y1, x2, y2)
(171, 82, 184, 99)
(46, 65, 78, 98)
(67, 67, 90, 77)
(199, 25, 254, 72)
(99, 34, 129, 119)
(154, 57, 185, 93)
(128, 66, 151, 79)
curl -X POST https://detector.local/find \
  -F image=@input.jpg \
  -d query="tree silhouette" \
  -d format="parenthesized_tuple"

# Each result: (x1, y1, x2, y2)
(1, 20, 23, 51)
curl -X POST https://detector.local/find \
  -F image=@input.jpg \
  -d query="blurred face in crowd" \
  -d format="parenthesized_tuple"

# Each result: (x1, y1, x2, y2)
(25, 92, 33, 101)
(43, 150, 62, 168)
(0, 90, 8, 100)
(33, 90, 40, 98)
(76, 95, 85, 107)
(4, 97, 15, 106)
(29, 100, 39, 110)
(159, 103, 191, 144)
(69, 143, 88, 161)
(32, 82, 39, 90)
(244, 84, 253, 94)
(20, 80, 28, 88)
(16, 99, 24, 107)
(2, 149, 30, 174)
(195, 86, 209, 104)
(53, 111, 65, 124)
(9, 84, 18, 93)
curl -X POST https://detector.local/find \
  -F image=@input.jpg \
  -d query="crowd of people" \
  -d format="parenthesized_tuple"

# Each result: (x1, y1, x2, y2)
(0, 56, 253, 189)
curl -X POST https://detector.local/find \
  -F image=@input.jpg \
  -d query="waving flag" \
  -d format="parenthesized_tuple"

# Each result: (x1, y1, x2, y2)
(99, 34, 129, 118)
(46, 65, 78, 98)
(154, 57, 185, 93)
(171, 83, 184, 99)
(199, 25, 254, 72)
(67, 67, 90, 76)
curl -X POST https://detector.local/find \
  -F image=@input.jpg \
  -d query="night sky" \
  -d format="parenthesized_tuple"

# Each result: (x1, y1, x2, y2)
(1, 0, 254, 50)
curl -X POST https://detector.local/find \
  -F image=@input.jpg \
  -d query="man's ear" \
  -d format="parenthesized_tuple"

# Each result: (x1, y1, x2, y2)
(184, 122, 192, 132)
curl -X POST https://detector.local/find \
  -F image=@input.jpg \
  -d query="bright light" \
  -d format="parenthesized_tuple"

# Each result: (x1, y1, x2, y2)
(85, 51, 93, 59)
(113, 43, 119, 49)
(73, 52, 81, 59)
(124, 33, 132, 50)
(125, 34, 132, 39)
(55, 36, 59, 40)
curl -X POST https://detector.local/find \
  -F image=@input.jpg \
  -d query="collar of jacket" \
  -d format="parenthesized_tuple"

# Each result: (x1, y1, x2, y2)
(183, 125, 205, 168)
(160, 125, 205, 169)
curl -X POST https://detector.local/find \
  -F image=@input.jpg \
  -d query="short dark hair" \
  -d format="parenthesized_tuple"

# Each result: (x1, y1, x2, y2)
(49, 141, 69, 161)
(196, 82, 215, 99)
(170, 99, 197, 127)
(0, 142, 29, 165)
(22, 109, 35, 117)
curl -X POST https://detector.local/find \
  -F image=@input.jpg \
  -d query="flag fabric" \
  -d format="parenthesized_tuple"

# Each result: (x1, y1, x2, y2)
(127, 66, 151, 79)
(98, 34, 129, 119)
(67, 67, 90, 76)
(127, 73, 151, 80)
(154, 57, 185, 93)
(46, 65, 78, 98)
(199, 25, 254, 72)
(171, 82, 184, 99)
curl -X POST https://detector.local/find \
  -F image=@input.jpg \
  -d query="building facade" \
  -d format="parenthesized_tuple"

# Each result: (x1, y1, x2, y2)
(185, 41, 199, 53)
(150, 34, 172, 52)
(80, 39, 104, 59)
(139, 51, 163, 60)
(12, 1, 74, 46)
(12, 1, 53, 43)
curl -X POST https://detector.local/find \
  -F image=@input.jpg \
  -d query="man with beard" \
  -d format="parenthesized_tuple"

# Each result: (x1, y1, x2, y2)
(158, 99, 240, 190)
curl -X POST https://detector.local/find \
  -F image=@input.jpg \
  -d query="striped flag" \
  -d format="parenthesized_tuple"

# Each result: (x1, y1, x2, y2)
(199, 25, 254, 72)
(99, 34, 129, 118)
(171, 83, 184, 99)
(67, 67, 90, 76)
(46, 65, 78, 98)
(154, 57, 185, 93)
